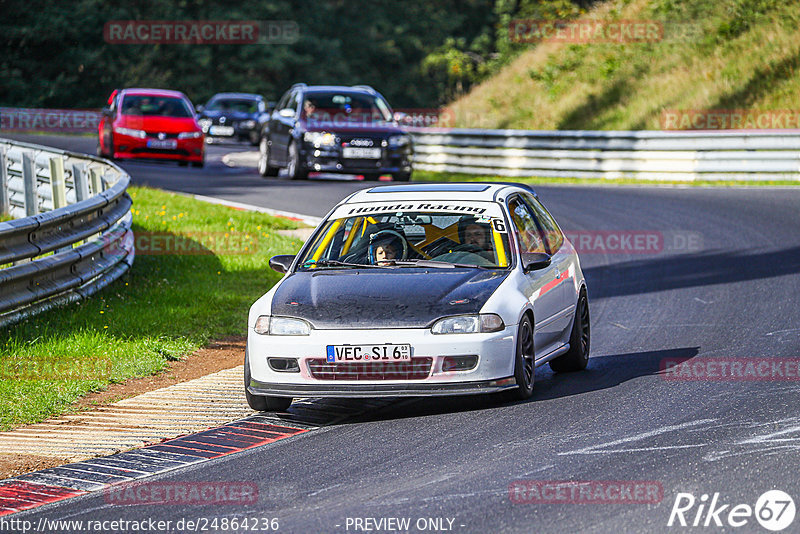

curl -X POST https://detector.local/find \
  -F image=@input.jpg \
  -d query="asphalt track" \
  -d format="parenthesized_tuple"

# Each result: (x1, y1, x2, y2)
(4, 133, 800, 533)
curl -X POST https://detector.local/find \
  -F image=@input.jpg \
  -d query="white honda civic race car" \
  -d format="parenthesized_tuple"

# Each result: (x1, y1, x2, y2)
(245, 182, 590, 411)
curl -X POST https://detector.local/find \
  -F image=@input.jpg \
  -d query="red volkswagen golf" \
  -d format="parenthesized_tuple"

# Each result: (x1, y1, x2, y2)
(98, 88, 205, 167)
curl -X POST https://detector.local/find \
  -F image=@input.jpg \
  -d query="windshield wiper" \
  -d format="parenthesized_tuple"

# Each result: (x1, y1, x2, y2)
(301, 259, 389, 269)
(391, 259, 493, 269)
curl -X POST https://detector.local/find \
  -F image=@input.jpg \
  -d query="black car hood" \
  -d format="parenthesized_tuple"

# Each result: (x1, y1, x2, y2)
(271, 269, 509, 329)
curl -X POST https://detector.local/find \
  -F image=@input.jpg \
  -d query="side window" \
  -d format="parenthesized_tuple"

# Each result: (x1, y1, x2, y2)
(285, 91, 300, 112)
(375, 97, 393, 121)
(276, 91, 291, 111)
(507, 196, 547, 254)
(522, 194, 563, 253)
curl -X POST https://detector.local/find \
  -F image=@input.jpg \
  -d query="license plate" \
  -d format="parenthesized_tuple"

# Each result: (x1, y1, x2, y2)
(326, 344, 411, 363)
(342, 147, 381, 159)
(146, 139, 177, 149)
(209, 125, 235, 136)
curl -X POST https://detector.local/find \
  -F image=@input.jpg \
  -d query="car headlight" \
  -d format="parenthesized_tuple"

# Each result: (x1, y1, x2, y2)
(178, 131, 203, 139)
(254, 315, 311, 336)
(303, 131, 336, 147)
(388, 134, 410, 147)
(198, 118, 212, 130)
(431, 314, 505, 334)
(241, 120, 257, 129)
(114, 127, 146, 138)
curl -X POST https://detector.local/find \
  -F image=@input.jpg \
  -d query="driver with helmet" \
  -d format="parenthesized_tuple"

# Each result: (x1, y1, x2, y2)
(369, 231, 405, 265)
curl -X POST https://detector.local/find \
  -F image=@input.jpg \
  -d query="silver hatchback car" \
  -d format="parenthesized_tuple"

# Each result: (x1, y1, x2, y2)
(245, 183, 590, 411)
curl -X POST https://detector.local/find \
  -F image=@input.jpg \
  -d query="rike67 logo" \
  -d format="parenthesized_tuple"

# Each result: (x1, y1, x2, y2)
(668, 490, 796, 531)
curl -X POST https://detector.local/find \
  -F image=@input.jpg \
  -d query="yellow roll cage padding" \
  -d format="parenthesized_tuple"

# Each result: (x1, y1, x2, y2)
(310, 219, 343, 264)
(492, 226, 508, 267)
(340, 217, 364, 255)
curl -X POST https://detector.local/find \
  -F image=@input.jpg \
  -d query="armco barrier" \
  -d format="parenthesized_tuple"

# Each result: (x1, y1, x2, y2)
(0, 138, 134, 327)
(409, 128, 800, 181)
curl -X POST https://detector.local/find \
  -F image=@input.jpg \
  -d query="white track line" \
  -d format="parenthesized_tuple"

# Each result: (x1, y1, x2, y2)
(176, 191, 323, 226)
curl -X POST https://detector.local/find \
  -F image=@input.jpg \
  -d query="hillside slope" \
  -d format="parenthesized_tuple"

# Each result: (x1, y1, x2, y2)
(446, 0, 800, 130)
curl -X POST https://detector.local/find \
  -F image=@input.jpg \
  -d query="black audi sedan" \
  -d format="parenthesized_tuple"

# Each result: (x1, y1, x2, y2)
(197, 92, 270, 145)
(258, 84, 413, 181)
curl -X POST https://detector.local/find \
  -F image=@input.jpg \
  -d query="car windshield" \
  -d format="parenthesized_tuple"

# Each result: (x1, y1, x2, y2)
(301, 92, 393, 125)
(297, 209, 511, 270)
(206, 98, 258, 113)
(120, 95, 192, 117)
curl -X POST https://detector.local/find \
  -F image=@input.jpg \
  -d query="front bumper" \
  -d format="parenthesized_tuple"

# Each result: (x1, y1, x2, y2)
(298, 142, 412, 175)
(246, 325, 517, 398)
(201, 120, 258, 140)
(247, 377, 517, 398)
(113, 134, 204, 162)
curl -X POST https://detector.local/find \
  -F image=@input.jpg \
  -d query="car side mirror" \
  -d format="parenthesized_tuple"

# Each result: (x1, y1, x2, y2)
(393, 111, 408, 123)
(521, 252, 551, 273)
(269, 254, 296, 273)
(278, 108, 295, 119)
(102, 107, 114, 117)
(196, 105, 204, 113)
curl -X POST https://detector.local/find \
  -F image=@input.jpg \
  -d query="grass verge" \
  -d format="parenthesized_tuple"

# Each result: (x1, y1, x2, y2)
(413, 169, 800, 187)
(0, 186, 304, 431)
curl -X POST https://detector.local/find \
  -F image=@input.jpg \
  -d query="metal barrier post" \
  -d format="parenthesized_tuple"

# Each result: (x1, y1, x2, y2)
(72, 163, 89, 202)
(89, 167, 103, 195)
(22, 151, 38, 216)
(50, 156, 67, 209)
(0, 148, 8, 217)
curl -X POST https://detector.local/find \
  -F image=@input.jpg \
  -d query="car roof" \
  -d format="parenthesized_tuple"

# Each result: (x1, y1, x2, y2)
(342, 182, 537, 205)
(207, 92, 262, 100)
(121, 88, 188, 99)
(303, 85, 375, 95)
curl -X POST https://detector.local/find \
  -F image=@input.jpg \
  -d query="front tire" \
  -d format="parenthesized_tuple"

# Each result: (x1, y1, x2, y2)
(509, 315, 535, 400)
(258, 136, 279, 177)
(286, 140, 308, 180)
(392, 172, 411, 182)
(550, 288, 590, 373)
(244, 353, 292, 412)
(101, 133, 115, 159)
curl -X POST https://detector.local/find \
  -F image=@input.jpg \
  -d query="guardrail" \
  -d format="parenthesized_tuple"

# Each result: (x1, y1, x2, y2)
(409, 128, 800, 181)
(0, 138, 134, 327)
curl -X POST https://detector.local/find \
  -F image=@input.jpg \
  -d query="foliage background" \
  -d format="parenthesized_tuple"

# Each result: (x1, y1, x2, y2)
(0, 0, 544, 108)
